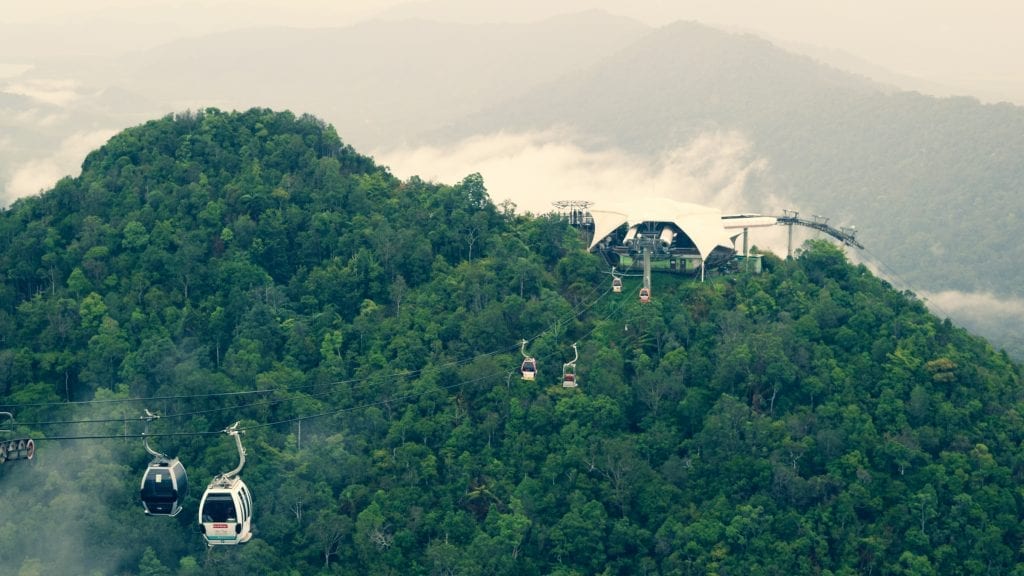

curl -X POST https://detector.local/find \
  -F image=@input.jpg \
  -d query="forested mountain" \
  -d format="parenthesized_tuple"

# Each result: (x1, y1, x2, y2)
(0, 85, 156, 206)
(9, 14, 1023, 357)
(1, 109, 1023, 574)
(438, 20, 1024, 297)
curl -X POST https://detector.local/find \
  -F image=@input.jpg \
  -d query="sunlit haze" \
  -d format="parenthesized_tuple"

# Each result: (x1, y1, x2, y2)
(3, 0, 1023, 347)
(4, 0, 1021, 103)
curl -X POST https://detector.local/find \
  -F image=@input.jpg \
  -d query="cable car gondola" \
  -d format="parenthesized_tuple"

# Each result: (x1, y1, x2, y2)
(611, 266, 623, 293)
(521, 358, 537, 381)
(639, 287, 651, 303)
(562, 343, 579, 388)
(519, 339, 538, 381)
(0, 412, 35, 464)
(141, 458, 189, 516)
(139, 411, 189, 517)
(199, 423, 253, 545)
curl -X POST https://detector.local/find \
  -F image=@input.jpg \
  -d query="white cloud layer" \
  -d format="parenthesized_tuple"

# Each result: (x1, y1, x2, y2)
(3, 129, 117, 205)
(376, 129, 771, 215)
(3, 78, 81, 106)
(0, 63, 33, 79)
(921, 290, 1024, 327)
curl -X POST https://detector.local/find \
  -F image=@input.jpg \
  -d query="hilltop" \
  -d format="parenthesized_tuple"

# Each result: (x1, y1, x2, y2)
(438, 20, 1024, 294)
(0, 109, 1022, 574)
(9, 14, 1023, 356)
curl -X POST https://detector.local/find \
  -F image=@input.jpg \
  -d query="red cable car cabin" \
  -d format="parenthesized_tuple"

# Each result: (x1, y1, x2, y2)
(639, 287, 651, 303)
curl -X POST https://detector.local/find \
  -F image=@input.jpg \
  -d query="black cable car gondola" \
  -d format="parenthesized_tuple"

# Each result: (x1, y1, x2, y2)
(199, 423, 253, 545)
(139, 411, 189, 517)
(141, 458, 189, 516)
(0, 412, 36, 464)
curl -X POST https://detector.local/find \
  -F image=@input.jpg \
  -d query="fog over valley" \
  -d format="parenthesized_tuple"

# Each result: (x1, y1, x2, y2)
(3, 0, 1024, 359)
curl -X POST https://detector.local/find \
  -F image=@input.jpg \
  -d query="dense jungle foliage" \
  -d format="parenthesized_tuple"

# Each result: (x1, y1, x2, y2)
(1, 109, 1023, 575)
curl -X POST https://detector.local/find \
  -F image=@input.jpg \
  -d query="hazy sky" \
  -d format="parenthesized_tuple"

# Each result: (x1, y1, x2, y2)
(3, 0, 1023, 348)
(3, 0, 1021, 210)
(3, 0, 1022, 103)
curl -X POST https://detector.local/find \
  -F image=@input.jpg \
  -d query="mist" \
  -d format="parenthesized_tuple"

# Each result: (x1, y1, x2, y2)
(376, 129, 773, 215)
(0, 432, 190, 574)
(5, 1, 1022, 105)
(3, 129, 118, 205)
(379, 127, 1022, 357)
(919, 290, 1024, 357)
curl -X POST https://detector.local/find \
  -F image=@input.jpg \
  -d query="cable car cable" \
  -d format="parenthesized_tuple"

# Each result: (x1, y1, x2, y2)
(0, 387, 278, 410)
(518, 283, 614, 349)
(520, 282, 630, 370)
(15, 342, 525, 428)
(33, 430, 227, 441)
(7, 293, 592, 418)
(6, 276, 611, 414)
(2, 336, 523, 414)
(858, 246, 953, 320)
(32, 367, 508, 441)
(32, 352, 523, 440)
(242, 369, 505, 432)
(10, 272, 616, 431)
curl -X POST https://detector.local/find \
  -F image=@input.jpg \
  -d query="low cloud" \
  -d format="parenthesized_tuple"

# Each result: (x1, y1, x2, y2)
(376, 129, 772, 215)
(3, 129, 117, 205)
(919, 289, 1024, 347)
(0, 63, 33, 79)
(847, 276, 1024, 358)
(9, 106, 70, 128)
(375, 130, 835, 257)
(922, 290, 1024, 320)
(3, 77, 81, 106)
(0, 432, 137, 574)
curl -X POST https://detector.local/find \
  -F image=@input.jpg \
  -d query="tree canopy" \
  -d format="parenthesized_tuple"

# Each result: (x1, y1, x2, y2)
(1, 109, 1022, 575)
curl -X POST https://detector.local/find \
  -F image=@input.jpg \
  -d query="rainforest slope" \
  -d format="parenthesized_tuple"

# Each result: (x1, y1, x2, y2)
(0, 109, 1022, 575)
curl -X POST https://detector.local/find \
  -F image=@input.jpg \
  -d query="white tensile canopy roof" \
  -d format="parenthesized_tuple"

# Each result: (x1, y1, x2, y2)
(587, 198, 736, 261)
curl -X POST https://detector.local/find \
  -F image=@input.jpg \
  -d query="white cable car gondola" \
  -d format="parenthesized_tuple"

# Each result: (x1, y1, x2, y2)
(519, 339, 537, 381)
(199, 423, 253, 546)
(611, 266, 623, 293)
(562, 343, 579, 388)
(639, 287, 651, 303)
(139, 411, 189, 517)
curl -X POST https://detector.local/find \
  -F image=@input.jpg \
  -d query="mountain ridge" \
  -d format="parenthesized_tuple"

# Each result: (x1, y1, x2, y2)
(423, 19, 1024, 348)
(4, 13, 1024, 358)
(1, 109, 1023, 574)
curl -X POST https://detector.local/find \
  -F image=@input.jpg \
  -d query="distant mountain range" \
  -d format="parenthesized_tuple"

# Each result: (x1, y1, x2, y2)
(5, 10, 1024, 355)
(440, 20, 1024, 294)
(86, 11, 650, 149)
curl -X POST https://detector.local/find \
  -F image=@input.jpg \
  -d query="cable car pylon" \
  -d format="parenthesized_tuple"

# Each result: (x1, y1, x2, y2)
(139, 410, 189, 517)
(199, 422, 254, 545)
(639, 248, 651, 303)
